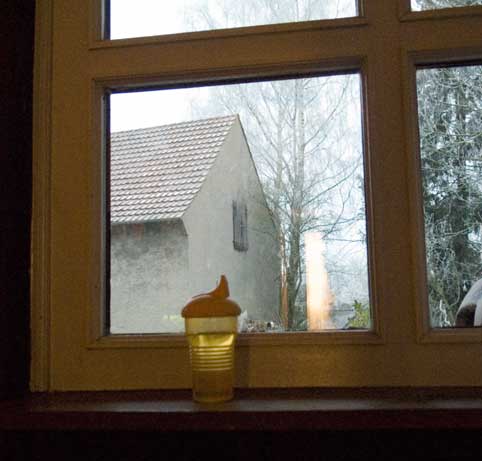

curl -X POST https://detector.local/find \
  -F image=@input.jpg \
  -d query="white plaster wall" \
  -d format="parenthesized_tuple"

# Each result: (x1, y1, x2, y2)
(110, 221, 189, 333)
(183, 118, 280, 322)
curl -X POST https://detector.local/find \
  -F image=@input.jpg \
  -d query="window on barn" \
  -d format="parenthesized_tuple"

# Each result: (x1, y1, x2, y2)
(233, 201, 248, 252)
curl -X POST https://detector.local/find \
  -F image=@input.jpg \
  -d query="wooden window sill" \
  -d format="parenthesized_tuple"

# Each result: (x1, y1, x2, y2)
(1, 388, 482, 432)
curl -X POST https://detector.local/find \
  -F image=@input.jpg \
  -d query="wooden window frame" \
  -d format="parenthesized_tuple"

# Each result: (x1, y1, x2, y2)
(31, 0, 482, 391)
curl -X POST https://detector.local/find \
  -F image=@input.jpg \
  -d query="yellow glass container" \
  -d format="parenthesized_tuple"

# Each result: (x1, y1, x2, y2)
(182, 276, 241, 403)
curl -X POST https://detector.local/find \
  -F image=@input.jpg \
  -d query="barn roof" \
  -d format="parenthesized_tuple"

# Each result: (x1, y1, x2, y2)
(110, 115, 237, 223)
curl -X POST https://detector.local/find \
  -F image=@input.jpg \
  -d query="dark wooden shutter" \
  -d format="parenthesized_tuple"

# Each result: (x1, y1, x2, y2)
(233, 200, 248, 251)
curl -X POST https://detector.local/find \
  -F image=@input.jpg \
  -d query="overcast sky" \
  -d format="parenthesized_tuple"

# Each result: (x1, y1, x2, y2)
(110, 0, 356, 39)
(109, 0, 357, 132)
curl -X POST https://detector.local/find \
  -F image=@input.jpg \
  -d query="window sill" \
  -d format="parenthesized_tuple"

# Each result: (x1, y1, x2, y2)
(1, 388, 482, 431)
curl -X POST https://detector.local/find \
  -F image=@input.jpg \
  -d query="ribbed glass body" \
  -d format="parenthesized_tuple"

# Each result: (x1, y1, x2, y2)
(185, 317, 238, 402)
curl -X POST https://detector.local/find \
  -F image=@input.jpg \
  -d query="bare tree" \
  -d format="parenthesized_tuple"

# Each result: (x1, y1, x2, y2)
(189, 0, 368, 329)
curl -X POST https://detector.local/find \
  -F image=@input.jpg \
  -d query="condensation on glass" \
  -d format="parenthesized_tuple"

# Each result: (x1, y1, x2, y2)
(108, 73, 371, 334)
(411, 0, 482, 11)
(107, 0, 358, 40)
(416, 64, 482, 328)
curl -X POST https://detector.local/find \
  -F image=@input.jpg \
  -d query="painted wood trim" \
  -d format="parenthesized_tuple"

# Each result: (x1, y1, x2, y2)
(88, 15, 369, 51)
(85, 329, 383, 351)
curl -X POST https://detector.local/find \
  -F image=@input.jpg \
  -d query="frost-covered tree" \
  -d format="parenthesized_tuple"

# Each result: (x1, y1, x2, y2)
(189, 0, 367, 329)
(412, 0, 482, 9)
(416, 45, 482, 325)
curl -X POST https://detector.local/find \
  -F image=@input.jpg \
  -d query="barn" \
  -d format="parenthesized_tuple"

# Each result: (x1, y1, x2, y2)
(110, 115, 280, 333)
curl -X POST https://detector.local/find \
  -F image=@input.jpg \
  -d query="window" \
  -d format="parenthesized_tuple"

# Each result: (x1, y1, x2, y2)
(108, 74, 369, 334)
(411, 0, 482, 11)
(233, 201, 248, 252)
(416, 64, 482, 328)
(31, 0, 482, 391)
(108, 0, 359, 40)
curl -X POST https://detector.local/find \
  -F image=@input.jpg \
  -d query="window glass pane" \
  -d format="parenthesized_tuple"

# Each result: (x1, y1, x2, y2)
(411, 0, 482, 11)
(108, 74, 370, 334)
(109, 0, 358, 40)
(416, 64, 482, 328)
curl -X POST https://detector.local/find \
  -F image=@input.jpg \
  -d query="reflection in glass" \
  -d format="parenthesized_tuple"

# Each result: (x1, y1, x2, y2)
(109, 74, 370, 333)
(109, 0, 358, 40)
(416, 65, 482, 327)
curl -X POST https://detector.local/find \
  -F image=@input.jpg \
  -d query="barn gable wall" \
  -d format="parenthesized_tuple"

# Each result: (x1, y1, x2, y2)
(183, 118, 280, 323)
(110, 220, 188, 333)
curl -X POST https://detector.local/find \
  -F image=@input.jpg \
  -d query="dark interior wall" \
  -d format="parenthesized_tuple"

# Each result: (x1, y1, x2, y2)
(0, 0, 34, 399)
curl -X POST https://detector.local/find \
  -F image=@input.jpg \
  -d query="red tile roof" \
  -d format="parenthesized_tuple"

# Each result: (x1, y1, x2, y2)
(110, 115, 237, 223)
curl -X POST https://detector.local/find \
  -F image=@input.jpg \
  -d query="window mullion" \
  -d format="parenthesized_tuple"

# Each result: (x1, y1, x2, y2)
(363, 0, 416, 344)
